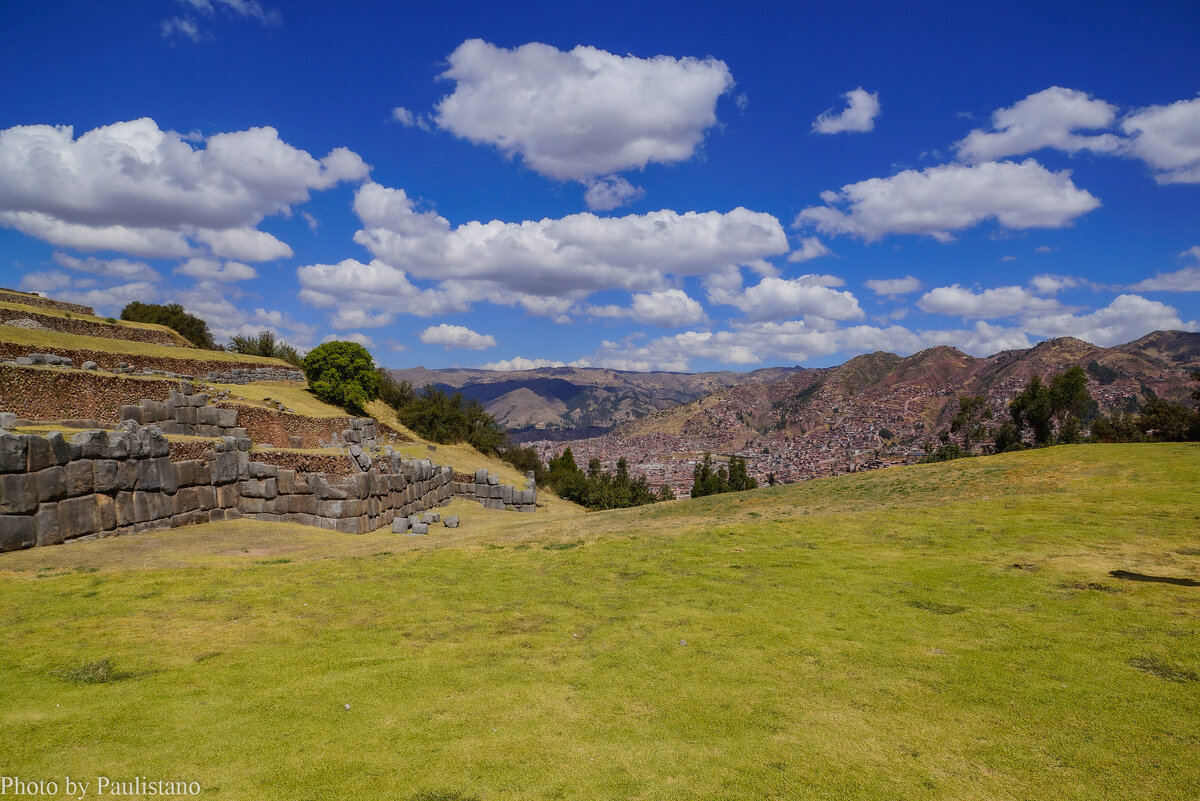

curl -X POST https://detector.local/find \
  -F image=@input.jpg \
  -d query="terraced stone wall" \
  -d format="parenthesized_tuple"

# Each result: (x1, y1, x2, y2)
(0, 307, 186, 346)
(0, 289, 93, 316)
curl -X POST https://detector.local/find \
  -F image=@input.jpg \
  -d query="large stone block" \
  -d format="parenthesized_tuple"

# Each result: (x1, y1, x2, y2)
(316, 498, 364, 518)
(115, 461, 139, 491)
(335, 517, 366, 534)
(214, 408, 238, 428)
(115, 492, 135, 527)
(391, 516, 410, 533)
(216, 483, 239, 508)
(195, 485, 216, 511)
(443, 515, 460, 528)
(96, 494, 117, 531)
(0, 433, 28, 473)
(34, 466, 66, 503)
(239, 497, 265, 514)
(309, 474, 346, 500)
(483, 498, 505, 511)
(26, 436, 55, 472)
(247, 461, 278, 479)
(34, 502, 61, 546)
(208, 451, 239, 485)
(174, 486, 202, 514)
(119, 405, 143, 425)
(93, 460, 119, 494)
(0, 514, 36, 552)
(239, 478, 277, 499)
(105, 431, 130, 460)
(388, 473, 407, 492)
(277, 469, 295, 495)
(409, 522, 428, 536)
(136, 457, 178, 493)
(58, 495, 100, 539)
(502, 485, 514, 504)
(489, 484, 504, 500)
(0, 472, 36, 515)
(73, 430, 109, 459)
(487, 473, 499, 486)
(64, 460, 94, 496)
(46, 432, 73, 466)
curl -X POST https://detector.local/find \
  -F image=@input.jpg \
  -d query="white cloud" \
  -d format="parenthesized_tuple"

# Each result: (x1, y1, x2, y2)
(1128, 268, 1200, 292)
(812, 88, 880, 134)
(479, 357, 569, 371)
(350, 181, 789, 302)
(917, 284, 1062, 318)
(22, 279, 160, 317)
(1181, 246, 1200, 261)
(18, 271, 72, 294)
(297, 258, 471, 320)
(52, 252, 159, 282)
(588, 289, 708, 327)
(787, 236, 831, 263)
(419, 323, 497, 350)
(322, 332, 376, 348)
(796, 159, 1100, 241)
(161, 17, 203, 41)
(174, 257, 258, 282)
(433, 39, 734, 181)
(1024, 293, 1196, 345)
(918, 321, 1034, 355)
(329, 308, 396, 329)
(583, 176, 645, 211)
(864, 276, 921, 296)
(709, 275, 863, 323)
(1029, 274, 1081, 294)
(0, 211, 193, 258)
(0, 118, 367, 258)
(956, 87, 1121, 162)
(391, 106, 431, 131)
(163, 0, 281, 40)
(1121, 96, 1200, 184)
(194, 227, 292, 261)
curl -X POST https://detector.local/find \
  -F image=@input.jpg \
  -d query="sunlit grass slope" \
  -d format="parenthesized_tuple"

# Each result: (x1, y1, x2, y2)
(0, 324, 289, 365)
(0, 444, 1196, 800)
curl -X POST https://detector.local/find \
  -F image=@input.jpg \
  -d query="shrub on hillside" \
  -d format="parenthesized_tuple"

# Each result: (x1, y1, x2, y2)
(228, 330, 303, 366)
(120, 301, 214, 349)
(546, 448, 657, 510)
(301, 341, 380, 415)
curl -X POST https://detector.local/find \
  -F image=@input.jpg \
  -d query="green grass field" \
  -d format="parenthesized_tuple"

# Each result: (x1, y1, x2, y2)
(0, 444, 1197, 800)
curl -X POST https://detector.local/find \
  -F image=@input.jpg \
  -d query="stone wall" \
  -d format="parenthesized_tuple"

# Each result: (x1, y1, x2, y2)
(226, 405, 380, 449)
(0, 425, 455, 552)
(204, 366, 306, 384)
(0, 288, 93, 316)
(0, 343, 289, 382)
(0, 365, 176, 424)
(0, 307, 186, 347)
(451, 468, 537, 512)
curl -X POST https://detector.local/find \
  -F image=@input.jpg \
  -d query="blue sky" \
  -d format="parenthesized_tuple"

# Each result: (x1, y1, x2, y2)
(1, 0, 1197, 371)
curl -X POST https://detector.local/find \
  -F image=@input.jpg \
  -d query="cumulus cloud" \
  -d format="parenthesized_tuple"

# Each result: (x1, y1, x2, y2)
(349, 181, 789, 303)
(787, 236, 831, 263)
(18, 276, 160, 318)
(956, 87, 1121, 162)
(419, 323, 497, 350)
(1128, 251, 1200, 293)
(478, 357, 570, 371)
(1029, 274, 1081, 294)
(708, 275, 863, 323)
(194, 227, 292, 261)
(297, 258, 471, 319)
(0, 118, 367, 258)
(52, 252, 159, 282)
(323, 332, 375, 348)
(917, 284, 1062, 318)
(433, 39, 733, 181)
(1121, 96, 1200, 184)
(812, 88, 880, 134)
(329, 308, 396, 329)
(1024, 294, 1195, 345)
(795, 159, 1100, 241)
(174, 257, 258, 282)
(864, 276, 921, 297)
(583, 176, 645, 211)
(587, 289, 708, 327)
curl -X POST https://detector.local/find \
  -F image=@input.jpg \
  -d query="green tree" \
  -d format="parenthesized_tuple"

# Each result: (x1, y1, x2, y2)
(1136, 397, 1198, 441)
(656, 483, 676, 501)
(1049, 366, 1092, 442)
(121, 301, 214, 348)
(301, 341, 380, 415)
(950, 395, 992, 453)
(992, 420, 1024, 453)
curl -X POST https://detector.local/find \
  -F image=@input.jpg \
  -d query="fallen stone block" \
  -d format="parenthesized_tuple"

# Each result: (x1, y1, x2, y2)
(409, 522, 429, 536)
(391, 516, 410, 533)
(443, 515, 459, 528)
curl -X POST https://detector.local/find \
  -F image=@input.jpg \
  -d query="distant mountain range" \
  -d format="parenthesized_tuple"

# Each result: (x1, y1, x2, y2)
(390, 332, 1199, 449)
(387, 365, 801, 440)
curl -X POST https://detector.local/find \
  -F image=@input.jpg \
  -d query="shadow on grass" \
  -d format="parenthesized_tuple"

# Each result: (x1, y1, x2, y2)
(1110, 569, 1200, 587)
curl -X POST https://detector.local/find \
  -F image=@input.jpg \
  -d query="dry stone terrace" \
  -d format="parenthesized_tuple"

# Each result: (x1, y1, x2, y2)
(0, 380, 537, 552)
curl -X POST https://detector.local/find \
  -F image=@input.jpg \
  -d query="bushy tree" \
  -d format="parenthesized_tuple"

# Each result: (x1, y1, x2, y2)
(691, 453, 757, 498)
(950, 395, 992, 453)
(301, 341, 380, 415)
(499, 445, 546, 485)
(228, 329, 302, 366)
(121, 301, 214, 349)
(543, 448, 658, 510)
(393, 385, 509, 455)
(1005, 367, 1094, 448)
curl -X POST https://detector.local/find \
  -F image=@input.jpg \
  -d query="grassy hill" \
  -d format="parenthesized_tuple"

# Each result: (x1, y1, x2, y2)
(0, 444, 1195, 800)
